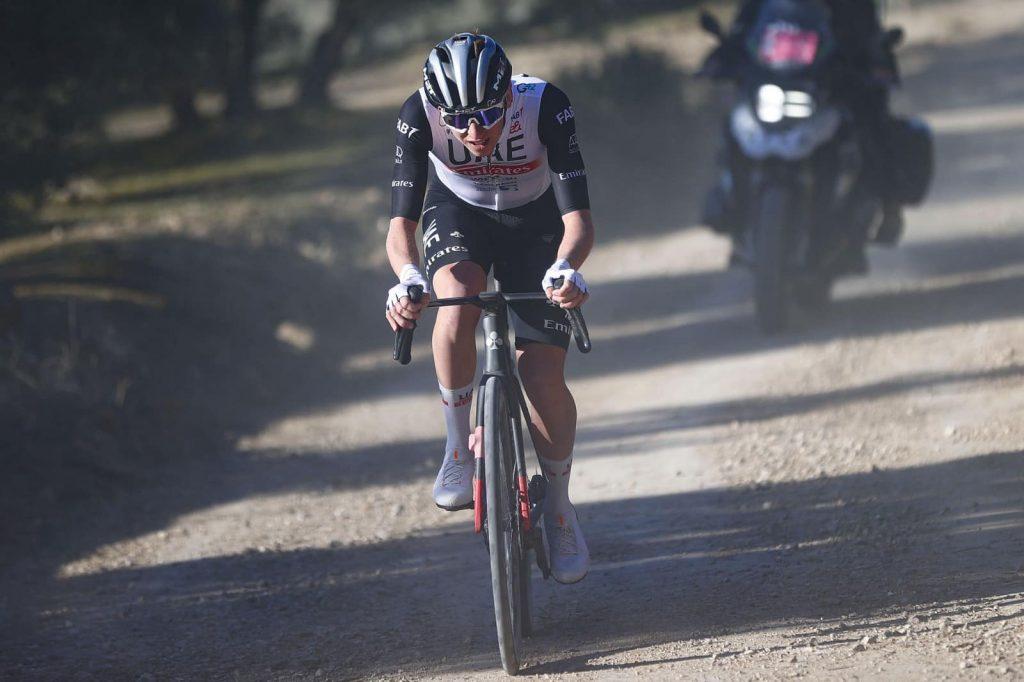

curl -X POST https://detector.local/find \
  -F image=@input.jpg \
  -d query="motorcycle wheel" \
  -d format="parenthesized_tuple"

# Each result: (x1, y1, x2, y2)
(795, 275, 833, 312)
(753, 184, 793, 334)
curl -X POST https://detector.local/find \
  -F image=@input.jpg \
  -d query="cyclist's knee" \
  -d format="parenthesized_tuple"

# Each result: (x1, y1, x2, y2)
(432, 261, 486, 297)
(433, 261, 485, 334)
(517, 345, 568, 394)
(437, 305, 480, 336)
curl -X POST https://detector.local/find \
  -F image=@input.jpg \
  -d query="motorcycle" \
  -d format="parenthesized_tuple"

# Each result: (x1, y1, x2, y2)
(698, 0, 924, 333)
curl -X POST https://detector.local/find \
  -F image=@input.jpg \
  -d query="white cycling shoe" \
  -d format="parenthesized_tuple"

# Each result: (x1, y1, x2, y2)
(543, 503, 590, 584)
(432, 447, 474, 511)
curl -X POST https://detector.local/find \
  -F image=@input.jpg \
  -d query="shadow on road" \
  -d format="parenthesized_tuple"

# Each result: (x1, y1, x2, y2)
(5, 451, 1021, 677)
(575, 364, 1024, 459)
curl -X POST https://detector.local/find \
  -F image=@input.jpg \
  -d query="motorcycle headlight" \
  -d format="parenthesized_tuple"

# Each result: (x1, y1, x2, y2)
(756, 85, 816, 123)
(756, 85, 786, 123)
(783, 90, 815, 118)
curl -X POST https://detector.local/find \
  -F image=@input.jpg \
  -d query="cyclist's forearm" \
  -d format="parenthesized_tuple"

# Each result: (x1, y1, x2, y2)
(386, 217, 421, 276)
(557, 209, 595, 269)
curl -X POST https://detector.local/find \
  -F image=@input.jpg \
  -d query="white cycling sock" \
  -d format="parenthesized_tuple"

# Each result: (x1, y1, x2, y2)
(538, 453, 574, 514)
(440, 382, 474, 457)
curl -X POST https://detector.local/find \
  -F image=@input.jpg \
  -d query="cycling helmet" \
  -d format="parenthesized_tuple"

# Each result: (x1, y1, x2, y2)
(423, 33, 511, 113)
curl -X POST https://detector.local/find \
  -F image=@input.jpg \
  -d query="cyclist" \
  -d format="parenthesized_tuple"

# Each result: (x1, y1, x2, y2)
(384, 33, 593, 584)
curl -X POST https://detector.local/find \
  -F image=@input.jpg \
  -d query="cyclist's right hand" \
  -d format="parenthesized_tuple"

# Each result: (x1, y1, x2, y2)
(385, 264, 431, 331)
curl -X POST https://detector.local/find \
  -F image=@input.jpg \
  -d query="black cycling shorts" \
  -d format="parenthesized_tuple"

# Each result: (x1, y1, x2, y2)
(421, 183, 571, 350)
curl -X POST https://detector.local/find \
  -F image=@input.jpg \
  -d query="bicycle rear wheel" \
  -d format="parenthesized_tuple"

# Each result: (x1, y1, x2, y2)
(483, 375, 527, 675)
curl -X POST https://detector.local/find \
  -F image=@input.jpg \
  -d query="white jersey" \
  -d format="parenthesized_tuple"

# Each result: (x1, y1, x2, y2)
(391, 74, 588, 221)
(420, 75, 551, 211)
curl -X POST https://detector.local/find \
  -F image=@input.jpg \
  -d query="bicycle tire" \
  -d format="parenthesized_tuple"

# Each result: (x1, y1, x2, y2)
(483, 375, 527, 675)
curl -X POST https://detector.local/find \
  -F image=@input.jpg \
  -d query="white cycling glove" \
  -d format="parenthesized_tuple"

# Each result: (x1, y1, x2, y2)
(542, 258, 588, 295)
(386, 263, 430, 312)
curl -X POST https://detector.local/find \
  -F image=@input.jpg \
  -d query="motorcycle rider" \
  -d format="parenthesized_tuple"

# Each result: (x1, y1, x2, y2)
(702, 0, 906, 253)
(384, 33, 593, 584)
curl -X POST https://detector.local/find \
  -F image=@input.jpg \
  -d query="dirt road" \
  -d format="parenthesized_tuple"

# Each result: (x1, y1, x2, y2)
(2, 2, 1023, 679)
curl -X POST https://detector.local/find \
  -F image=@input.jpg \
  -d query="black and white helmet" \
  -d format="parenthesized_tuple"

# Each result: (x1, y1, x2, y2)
(423, 33, 511, 113)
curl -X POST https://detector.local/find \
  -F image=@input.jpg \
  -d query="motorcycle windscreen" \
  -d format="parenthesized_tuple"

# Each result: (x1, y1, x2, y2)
(747, 0, 833, 70)
(758, 25, 820, 69)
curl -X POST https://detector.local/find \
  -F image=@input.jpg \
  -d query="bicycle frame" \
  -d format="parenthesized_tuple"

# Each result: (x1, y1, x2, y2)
(392, 284, 587, 534)
(391, 283, 590, 671)
(475, 292, 534, 536)
(405, 289, 540, 534)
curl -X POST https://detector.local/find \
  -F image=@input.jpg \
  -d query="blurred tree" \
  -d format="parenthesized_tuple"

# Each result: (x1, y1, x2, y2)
(296, 0, 430, 108)
(224, 0, 269, 120)
(126, 0, 228, 131)
(0, 0, 117, 202)
(0, 0, 285, 209)
(298, 0, 360, 107)
(0, 2, 187, 206)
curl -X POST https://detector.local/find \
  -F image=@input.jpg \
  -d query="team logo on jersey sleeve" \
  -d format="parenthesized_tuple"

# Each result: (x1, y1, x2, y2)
(396, 118, 419, 138)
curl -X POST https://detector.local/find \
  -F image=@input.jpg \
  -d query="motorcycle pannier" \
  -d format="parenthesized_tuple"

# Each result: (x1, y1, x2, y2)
(885, 116, 934, 206)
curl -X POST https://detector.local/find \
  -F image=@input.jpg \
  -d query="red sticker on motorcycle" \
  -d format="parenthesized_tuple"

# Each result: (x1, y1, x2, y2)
(759, 24, 820, 68)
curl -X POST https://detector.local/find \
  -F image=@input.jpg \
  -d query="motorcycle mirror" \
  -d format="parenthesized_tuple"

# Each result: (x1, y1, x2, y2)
(700, 10, 724, 39)
(883, 27, 905, 48)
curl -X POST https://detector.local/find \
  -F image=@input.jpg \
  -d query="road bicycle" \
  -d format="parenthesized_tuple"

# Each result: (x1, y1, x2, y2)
(393, 279, 590, 675)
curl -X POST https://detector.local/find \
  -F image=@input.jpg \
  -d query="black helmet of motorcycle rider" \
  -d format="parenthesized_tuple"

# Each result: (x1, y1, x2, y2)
(422, 33, 511, 114)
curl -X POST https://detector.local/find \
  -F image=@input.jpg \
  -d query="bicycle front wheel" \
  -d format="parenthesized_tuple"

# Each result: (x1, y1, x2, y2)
(483, 375, 527, 675)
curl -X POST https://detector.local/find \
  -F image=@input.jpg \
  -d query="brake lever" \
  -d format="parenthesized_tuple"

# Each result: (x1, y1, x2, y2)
(393, 285, 424, 365)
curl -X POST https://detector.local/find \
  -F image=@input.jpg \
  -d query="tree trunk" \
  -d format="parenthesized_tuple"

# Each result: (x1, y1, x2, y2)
(298, 0, 356, 108)
(169, 85, 202, 131)
(225, 0, 267, 120)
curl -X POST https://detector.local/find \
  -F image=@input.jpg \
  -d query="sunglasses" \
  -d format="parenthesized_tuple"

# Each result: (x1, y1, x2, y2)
(441, 104, 505, 133)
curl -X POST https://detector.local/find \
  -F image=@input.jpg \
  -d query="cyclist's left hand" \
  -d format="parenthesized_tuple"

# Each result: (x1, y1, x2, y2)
(542, 258, 589, 309)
